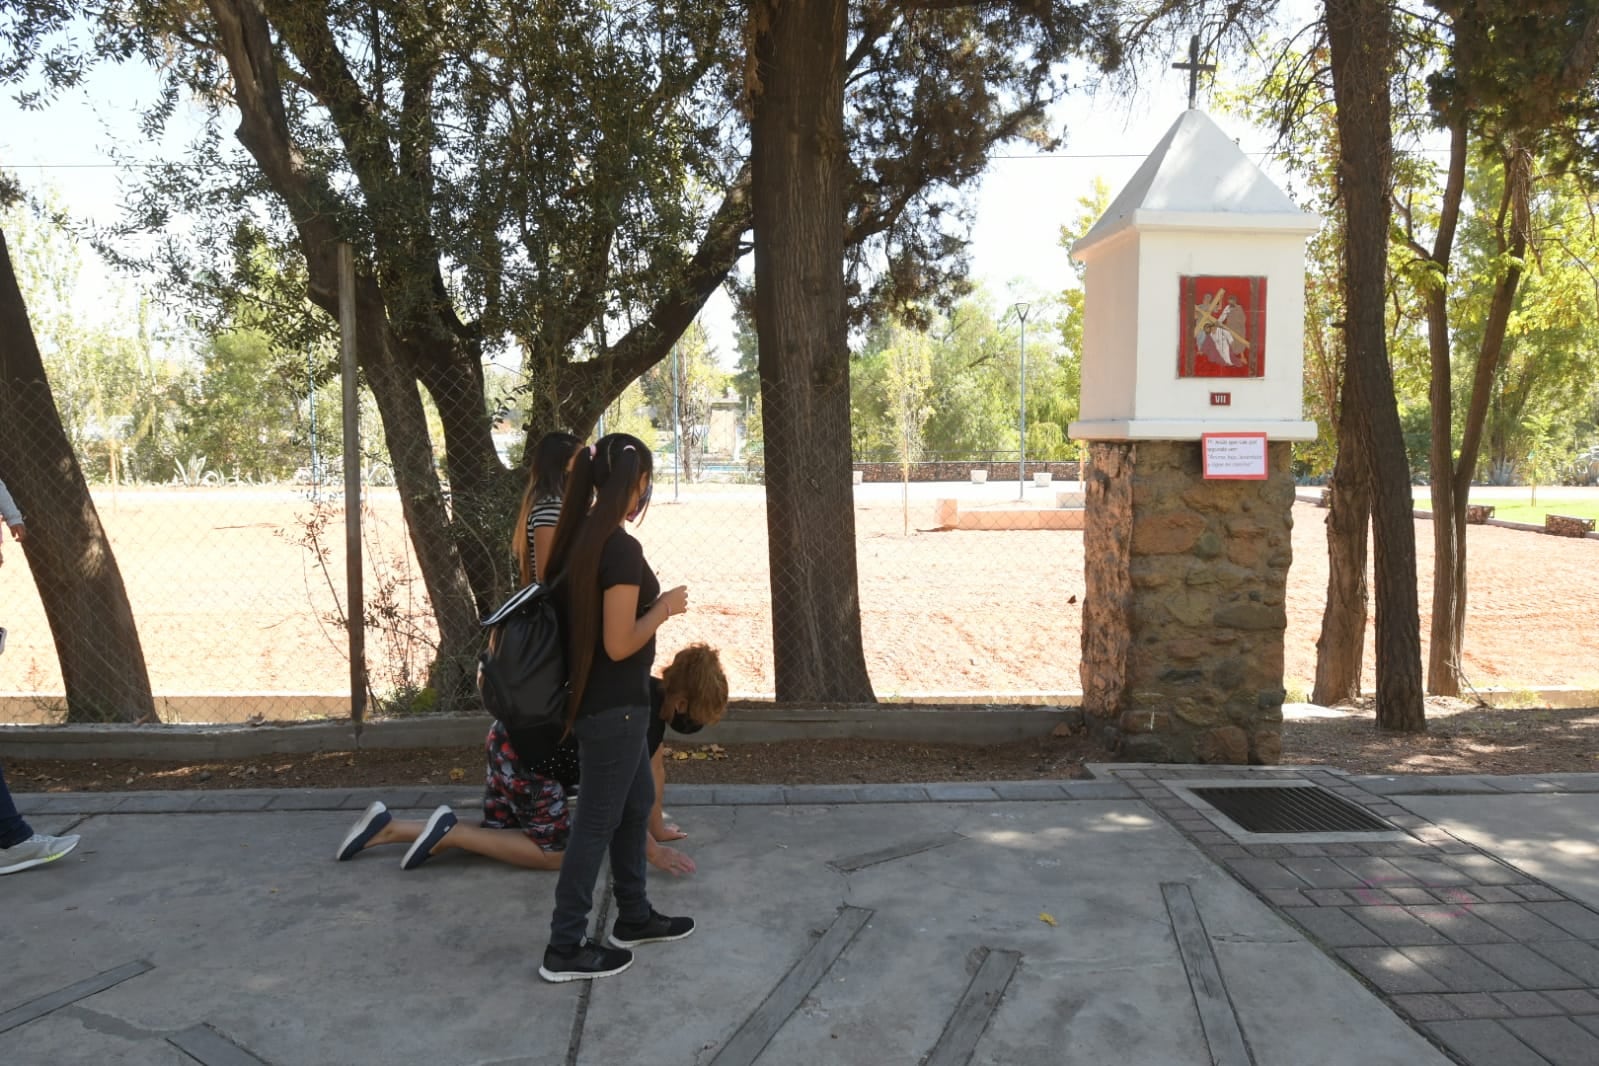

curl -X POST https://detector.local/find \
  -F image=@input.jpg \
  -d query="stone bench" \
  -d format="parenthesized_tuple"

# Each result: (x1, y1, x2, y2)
(1545, 513, 1596, 538)
(933, 499, 1083, 531)
(1465, 504, 1495, 524)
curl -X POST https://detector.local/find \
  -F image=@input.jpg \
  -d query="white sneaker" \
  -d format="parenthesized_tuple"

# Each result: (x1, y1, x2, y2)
(0, 833, 80, 875)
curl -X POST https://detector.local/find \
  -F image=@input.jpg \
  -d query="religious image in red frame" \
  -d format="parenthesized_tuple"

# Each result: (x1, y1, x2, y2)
(1178, 275, 1267, 378)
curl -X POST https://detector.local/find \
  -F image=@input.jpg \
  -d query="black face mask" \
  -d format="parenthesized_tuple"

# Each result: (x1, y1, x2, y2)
(628, 480, 652, 522)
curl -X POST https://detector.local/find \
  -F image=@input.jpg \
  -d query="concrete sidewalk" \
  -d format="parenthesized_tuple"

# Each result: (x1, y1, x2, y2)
(1, 773, 1595, 1065)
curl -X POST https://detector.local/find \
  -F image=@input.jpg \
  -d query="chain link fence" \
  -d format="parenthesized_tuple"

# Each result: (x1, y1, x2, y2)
(0, 366, 1092, 726)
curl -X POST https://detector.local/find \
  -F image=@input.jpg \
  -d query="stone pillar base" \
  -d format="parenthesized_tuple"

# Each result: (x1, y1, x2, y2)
(1079, 440, 1294, 764)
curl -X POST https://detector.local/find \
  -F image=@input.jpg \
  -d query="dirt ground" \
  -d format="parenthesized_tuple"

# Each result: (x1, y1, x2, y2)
(2, 487, 1598, 725)
(8, 700, 1595, 794)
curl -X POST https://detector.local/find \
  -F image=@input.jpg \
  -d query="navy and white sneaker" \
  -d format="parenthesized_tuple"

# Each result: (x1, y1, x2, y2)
(538, 939, 634, 983)
(400, 806, 457, 870)
(335, 801, 391, 861)
(607, 909, 695, 948)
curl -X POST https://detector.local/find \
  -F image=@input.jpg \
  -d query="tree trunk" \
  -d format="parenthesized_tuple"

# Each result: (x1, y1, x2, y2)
(1313, 414, 1371, 705)
(0, 230, 158, 723)
(1424, 269, 1464, 696)
(413, 349, 521, 613)
(349, 277, 483, 707)
(1325, 0, 1425, 731)
(1421, 121, 1468, 696)
(750, 0, 875, 703)
(1421, 133, 1531, 699)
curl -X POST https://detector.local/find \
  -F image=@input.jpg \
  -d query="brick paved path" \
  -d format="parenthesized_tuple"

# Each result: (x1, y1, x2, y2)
(1115, 766, 1599, 1066)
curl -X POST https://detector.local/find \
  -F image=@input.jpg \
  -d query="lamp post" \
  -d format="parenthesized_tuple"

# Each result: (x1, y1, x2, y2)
(1010, 302, 1031, 500)
(672, 342, 681, 499)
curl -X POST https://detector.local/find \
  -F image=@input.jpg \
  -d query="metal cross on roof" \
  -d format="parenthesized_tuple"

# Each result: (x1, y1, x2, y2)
(1171, 34, 1216, 110)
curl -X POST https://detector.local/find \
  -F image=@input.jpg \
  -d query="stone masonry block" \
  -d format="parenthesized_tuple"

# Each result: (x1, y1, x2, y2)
(1346, 906, 1452, 947)
(1492, 992, 1564, 1018)
(1526, 903, 1599, 941)
(1542, 990, 1599, 1014)
(1529, 941, 1599, 985)
(1425, 1021, 1548, 1066)
(1470, 904, 1579, 942)
(1502, 1017, 1599, 1064)
(1338, 947, 1449, 994)
(1440, 993, 1514, 1020)
(1390, 994, 1460, 1022)
(1399, 946, 1520, 993)
(1227, 859, 1306, 891)
(1293, 908, 1386, 948)
(1407, 906, 1516, 946)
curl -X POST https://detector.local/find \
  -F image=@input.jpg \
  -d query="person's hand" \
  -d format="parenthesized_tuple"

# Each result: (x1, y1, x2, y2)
(6, 522, 22, 543)
(658, 585, 688, 618)
(647, 842, 696, 877)
(652, 822, 688, 843)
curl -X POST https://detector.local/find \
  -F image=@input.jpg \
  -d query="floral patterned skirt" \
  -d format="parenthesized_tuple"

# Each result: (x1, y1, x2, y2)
(481, 721, 569, 852)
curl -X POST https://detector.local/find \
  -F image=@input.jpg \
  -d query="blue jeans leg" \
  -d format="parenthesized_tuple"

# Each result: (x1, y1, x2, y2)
(0, 759, 33, 849)
(548, 705, 654, 948)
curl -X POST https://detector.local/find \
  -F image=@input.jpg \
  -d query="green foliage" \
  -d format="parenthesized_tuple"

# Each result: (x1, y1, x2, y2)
(1026, 421, 1073, 461)
(882, 325, 934, 473)
(641, 321, 727, 479)
(849, 289, 1077, 464)
(1521, 411, 1563, 506)
(1463, 167, 1599, 476)
(601, 378, 659, 455)
(2, 195, 193, 482)
(5, 0, 1129, 440)
(176, 329, 310, 481)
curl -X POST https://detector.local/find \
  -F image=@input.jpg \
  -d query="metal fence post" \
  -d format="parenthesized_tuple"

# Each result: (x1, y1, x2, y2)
(338, 243, 367, 733)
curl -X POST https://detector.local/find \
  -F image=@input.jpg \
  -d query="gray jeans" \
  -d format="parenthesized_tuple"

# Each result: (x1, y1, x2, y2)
(548, 703, 654, 948)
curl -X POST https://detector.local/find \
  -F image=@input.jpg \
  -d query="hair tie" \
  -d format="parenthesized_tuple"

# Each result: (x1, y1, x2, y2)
(622, 444, 636, 453)
(588, 444, 597, 459)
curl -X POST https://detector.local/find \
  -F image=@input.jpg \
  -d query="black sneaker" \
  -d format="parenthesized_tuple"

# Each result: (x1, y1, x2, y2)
(607, 909, 695, 948)
(538, 939, 634, 983)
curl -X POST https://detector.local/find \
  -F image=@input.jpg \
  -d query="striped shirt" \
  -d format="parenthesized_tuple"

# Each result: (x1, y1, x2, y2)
(526, 494, 563, 577)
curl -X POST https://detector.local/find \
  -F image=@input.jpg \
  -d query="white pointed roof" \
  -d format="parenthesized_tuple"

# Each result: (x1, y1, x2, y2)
(1073, 110, 1319, 257)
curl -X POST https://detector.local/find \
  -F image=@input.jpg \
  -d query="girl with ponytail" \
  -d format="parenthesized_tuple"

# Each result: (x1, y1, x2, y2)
(513, 431, 581, 585)
(537, 433, 694, 983)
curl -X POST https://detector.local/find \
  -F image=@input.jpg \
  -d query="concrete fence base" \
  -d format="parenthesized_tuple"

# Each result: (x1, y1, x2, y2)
(0, 704, 1086, 761)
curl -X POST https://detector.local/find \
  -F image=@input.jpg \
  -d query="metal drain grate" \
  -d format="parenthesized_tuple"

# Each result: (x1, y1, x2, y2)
(1191, 785, 1393, 835)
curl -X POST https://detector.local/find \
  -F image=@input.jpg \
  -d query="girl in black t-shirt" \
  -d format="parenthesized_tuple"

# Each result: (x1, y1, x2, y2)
(538, 433, 694, 983)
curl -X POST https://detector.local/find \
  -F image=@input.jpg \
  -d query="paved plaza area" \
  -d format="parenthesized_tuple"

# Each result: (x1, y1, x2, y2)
(4, 770, 1599, 1065)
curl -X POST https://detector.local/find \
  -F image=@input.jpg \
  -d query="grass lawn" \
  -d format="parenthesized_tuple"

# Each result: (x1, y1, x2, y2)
(1471, 498, 1599, 524)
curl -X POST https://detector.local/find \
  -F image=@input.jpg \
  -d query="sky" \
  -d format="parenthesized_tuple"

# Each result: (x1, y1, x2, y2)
(0, 17, 1313, 366)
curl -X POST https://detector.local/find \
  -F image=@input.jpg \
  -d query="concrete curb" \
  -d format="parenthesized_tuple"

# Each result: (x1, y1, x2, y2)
(16, 771, 1599, 817)
(12, 778, 1136, 816)
(0, 705, 1084, 761)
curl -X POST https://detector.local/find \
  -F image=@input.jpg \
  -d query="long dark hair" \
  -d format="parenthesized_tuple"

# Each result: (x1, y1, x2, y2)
(512, 431, 581, 586)
(544, 433, 655, 729)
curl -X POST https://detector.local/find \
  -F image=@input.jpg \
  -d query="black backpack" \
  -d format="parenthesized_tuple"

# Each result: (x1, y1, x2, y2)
(476, 579, 569, 733)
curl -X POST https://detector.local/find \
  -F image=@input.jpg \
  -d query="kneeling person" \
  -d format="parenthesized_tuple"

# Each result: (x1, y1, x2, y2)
(335, 644, 728, 874)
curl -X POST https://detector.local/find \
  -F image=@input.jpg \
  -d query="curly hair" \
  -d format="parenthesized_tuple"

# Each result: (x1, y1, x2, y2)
(660, 643, 729, 728)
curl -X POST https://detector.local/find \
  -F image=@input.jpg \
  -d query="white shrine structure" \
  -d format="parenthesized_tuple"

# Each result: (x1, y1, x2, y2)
(1069, 109, 1320, 443)
(1067, 110, 1322, 765)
